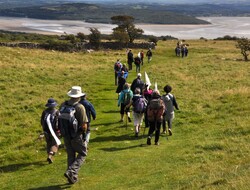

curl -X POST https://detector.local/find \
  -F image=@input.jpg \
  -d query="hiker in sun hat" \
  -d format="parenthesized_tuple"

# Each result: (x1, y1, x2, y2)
(41, 98, 60, 164)
(59, 86, 88, 184)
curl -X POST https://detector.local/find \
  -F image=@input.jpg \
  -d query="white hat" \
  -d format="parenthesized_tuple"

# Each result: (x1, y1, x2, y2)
(137, 73, 142, 77)
(67, 86, 85, 98)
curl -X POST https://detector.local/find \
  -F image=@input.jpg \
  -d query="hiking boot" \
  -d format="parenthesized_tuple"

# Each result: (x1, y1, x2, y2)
(47, 157, 53, 164)
(147, 137, 151, 145)
(128, 117, 132, 122)
(135, 132, 139, 138)
(155, 142, 160, 146)
(168, 129, 172, 136)
(64, 171, 78, 184)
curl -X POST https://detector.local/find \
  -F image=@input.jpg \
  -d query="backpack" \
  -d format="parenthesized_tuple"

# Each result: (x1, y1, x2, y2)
(133, 96, 147, 113)
(123, 91, 132, 106)
(147, 98, 165, 122)
(42, 109, 58, 134)
(115, 62, 121, 71)
(58, 102, 80, 138)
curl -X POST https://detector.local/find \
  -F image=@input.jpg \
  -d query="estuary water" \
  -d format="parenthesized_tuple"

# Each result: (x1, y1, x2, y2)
(0, 16, 250, 39)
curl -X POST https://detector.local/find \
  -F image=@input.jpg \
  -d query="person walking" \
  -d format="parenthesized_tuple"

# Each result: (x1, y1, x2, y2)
(143, 84, 153, 129)
(146, 90, 165, 145)
(162, 85, 179, 136)
(114, 59, 122, 86)
(134, 56, 141, 73)
(40, 98, 60, 164)
(118, 83, 133, 123)
(79, 94, 96, 147)
(59, 86, 88, 184)
(116, 71, 127, 97)
(146, 48, 153, 63)
(140, 50, 144, 65)
(130, 73, 144, 94)
(126, 88, 147, 137)
(127, 49, 134, 70)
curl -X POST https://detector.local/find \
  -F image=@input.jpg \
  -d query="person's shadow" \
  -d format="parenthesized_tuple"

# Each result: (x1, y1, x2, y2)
(28, 183, 71, 190)
(0, 161, 45, 173)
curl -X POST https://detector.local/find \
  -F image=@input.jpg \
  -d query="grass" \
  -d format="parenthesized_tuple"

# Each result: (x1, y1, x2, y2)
(0, 39, 249, 190)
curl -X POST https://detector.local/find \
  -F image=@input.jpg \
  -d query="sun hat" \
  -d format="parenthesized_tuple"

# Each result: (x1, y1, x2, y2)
(45, 98, 57, 107)
(67, 86, 85, 98)
(137, 73, 142, 77)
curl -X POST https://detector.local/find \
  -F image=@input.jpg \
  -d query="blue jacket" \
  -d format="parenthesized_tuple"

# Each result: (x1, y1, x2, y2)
(79, 99, 96, 123)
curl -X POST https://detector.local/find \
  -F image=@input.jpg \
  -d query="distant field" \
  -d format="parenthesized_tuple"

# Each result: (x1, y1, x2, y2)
(0, 39, 249, 189)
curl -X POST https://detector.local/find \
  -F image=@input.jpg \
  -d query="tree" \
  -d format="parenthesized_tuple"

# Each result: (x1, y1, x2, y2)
(76, 32, 86, 42)
(111, 15, 144, 43)
(88, 28, 101, 49)
(112, 28, 129, 43)
(236, 37, 250, 61)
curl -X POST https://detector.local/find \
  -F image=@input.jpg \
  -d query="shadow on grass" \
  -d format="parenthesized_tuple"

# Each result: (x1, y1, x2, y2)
(102, 110, 120, 114)
(100, 143, 148, 152)
(0, 161, 46, 173)
(28, 183, 71, 190)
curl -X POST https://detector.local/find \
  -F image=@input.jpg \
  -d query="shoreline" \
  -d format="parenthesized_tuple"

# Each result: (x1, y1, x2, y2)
(0, 16, 250, 39)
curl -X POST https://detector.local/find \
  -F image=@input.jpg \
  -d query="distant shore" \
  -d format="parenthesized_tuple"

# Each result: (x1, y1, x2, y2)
(0, 16, 250, 39)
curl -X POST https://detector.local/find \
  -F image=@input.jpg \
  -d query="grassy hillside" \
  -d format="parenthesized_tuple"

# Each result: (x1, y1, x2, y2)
(0, 39, 249, 190)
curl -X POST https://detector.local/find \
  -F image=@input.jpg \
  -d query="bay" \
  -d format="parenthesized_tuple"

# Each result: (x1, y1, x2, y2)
(0, 16, 249, 39)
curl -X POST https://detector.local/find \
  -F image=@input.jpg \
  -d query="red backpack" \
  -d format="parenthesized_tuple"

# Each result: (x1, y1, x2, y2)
(147, 98, 165, 122)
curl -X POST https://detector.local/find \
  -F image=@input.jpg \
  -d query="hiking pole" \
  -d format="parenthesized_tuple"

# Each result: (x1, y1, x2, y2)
(125, 112, 128, 130)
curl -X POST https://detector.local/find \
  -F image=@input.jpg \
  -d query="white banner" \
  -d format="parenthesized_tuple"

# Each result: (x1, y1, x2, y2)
(46, 114, 61, 146)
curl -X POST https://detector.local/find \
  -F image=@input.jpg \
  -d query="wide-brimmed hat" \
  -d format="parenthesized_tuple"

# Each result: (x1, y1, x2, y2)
(45, 98, 57, 107)
(67, 86, 85, 98)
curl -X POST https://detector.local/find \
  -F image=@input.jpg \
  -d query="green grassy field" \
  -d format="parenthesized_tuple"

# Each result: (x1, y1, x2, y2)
(0, 40, 249, 190)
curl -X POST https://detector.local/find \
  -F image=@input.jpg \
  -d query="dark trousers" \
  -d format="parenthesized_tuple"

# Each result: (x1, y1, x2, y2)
(148, 121, 162, 143)
(115, 72, 118, 85)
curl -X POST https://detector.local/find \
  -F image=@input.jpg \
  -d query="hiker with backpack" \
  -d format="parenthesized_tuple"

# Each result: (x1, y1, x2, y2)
(143, 84, 153, 129)
(131, 73, 145, 94)
(114, 59, 123, 86)
(40, 98, 60, 164)
(79, 93, 96, 147)
(134, 56, 141, 73)
(116, 71, 127, 96)
(146, 48, 153, 63)
(118, 83, 133, 123)
(146, 90, 165, 146)
(126, 88, 147, 137)
(162, 85, 179, 136)
(58, 86, 88, 184)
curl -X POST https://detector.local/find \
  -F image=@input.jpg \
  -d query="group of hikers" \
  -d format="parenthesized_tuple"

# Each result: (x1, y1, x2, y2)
(40, 86, 96, 184)
(114, 48, 153, 93)
(117, 73, 179, 145)
(39, 46, 180, 185)
(175, 40, 188, 57)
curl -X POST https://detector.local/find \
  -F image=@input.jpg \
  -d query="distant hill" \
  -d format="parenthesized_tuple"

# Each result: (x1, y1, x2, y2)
(0, 3, 210, 25)
(0, 2, 249, 25)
